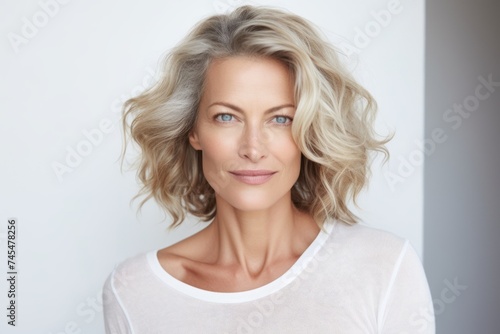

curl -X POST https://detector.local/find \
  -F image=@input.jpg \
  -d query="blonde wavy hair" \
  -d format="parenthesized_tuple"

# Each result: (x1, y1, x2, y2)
(122, 5, 389, 228)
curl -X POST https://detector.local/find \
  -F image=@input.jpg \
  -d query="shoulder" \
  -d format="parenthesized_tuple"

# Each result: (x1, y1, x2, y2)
(320, 221, 427, 295)
(104, 252, 152, 294)
(102, 252, 162, 332)
(325, 220, 415, 271)
(329, 220, 408, 251)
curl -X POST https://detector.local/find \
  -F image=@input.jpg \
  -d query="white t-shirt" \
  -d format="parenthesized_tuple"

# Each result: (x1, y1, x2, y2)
(103, 220, 435, 333)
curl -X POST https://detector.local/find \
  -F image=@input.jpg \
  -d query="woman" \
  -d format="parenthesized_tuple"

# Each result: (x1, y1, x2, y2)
(103, 5, 435, 333)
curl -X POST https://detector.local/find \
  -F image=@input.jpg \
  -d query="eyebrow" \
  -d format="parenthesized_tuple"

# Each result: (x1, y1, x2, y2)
(207, 102, 295, 114)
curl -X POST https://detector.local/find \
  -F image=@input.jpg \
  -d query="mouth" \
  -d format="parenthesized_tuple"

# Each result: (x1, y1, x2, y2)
(228, 170, 277, 185)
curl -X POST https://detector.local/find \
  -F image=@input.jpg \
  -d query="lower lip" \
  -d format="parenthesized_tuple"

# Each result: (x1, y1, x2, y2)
(230, 173, 275, 185)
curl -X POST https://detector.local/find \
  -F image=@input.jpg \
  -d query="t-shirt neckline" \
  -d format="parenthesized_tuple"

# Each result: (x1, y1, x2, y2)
(147, 220, 336, 303)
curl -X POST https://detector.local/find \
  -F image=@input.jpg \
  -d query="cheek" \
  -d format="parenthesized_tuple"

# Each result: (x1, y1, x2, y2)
(290, 150, 302, 179)
(271, 138, 302, 181)
(277, 138, 301, 165)
(199, 132, 235, 163)
(288, 143, 302, 179)
(198, 133, 238, 192)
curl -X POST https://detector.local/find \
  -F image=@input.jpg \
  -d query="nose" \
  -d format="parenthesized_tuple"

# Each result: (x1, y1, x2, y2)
(238, 124, 269, 162)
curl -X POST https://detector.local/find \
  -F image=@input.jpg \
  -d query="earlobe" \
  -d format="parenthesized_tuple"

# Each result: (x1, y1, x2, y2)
(189, 131, 202, 150)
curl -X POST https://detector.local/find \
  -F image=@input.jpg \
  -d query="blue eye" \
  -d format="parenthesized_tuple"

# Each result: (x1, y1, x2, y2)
(216, 114, 233, 122)
(274, 116, 291, 124)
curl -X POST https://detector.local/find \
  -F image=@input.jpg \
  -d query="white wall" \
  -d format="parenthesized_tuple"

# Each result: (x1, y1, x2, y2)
(424, 0, 500, 332)
(0, 0, 424, 332)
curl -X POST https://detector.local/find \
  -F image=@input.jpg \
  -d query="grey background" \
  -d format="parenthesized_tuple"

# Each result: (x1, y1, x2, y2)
(424, 0, 500, 332)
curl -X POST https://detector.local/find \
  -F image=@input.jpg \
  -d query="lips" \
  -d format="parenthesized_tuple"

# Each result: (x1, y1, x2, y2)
(229, 170, 276, 185)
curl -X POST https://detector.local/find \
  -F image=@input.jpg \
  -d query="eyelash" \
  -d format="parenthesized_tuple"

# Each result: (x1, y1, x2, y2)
(214, 113, 293, 126)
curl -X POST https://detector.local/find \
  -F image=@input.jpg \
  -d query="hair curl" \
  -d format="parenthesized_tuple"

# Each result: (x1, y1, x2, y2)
(122, 5, 390, 228)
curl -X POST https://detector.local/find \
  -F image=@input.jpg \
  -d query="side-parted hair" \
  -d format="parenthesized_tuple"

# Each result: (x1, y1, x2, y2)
(122, 5, 390, 228)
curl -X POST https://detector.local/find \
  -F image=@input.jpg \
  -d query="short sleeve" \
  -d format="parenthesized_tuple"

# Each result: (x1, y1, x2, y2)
(378, 240, 436, 334)
(102, 270, 134, 334)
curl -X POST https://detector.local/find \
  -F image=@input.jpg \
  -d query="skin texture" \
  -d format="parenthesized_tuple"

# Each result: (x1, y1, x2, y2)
(157, 56, 320, 292)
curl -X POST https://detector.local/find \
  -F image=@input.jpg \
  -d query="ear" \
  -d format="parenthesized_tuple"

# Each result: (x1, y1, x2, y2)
(188, 129, 202, 151)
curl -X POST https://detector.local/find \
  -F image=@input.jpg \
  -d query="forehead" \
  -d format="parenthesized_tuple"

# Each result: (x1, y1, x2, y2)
(201, 56, 295, 105)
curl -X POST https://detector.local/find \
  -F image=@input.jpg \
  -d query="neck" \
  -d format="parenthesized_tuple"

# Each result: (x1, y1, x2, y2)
(206, 193, 318, 277)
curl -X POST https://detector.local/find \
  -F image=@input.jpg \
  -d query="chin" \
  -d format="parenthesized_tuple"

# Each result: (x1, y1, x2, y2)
(216, 188, 291, 213)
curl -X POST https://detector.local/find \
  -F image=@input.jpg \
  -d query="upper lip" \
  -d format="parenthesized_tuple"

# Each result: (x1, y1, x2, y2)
(229, 170, 277, 176)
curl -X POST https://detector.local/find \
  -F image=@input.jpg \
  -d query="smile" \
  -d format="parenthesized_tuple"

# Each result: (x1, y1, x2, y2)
(229, 170, 277, 185)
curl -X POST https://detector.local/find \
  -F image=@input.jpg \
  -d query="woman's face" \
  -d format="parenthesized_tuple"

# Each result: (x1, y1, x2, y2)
(189, 56, 301, 212)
